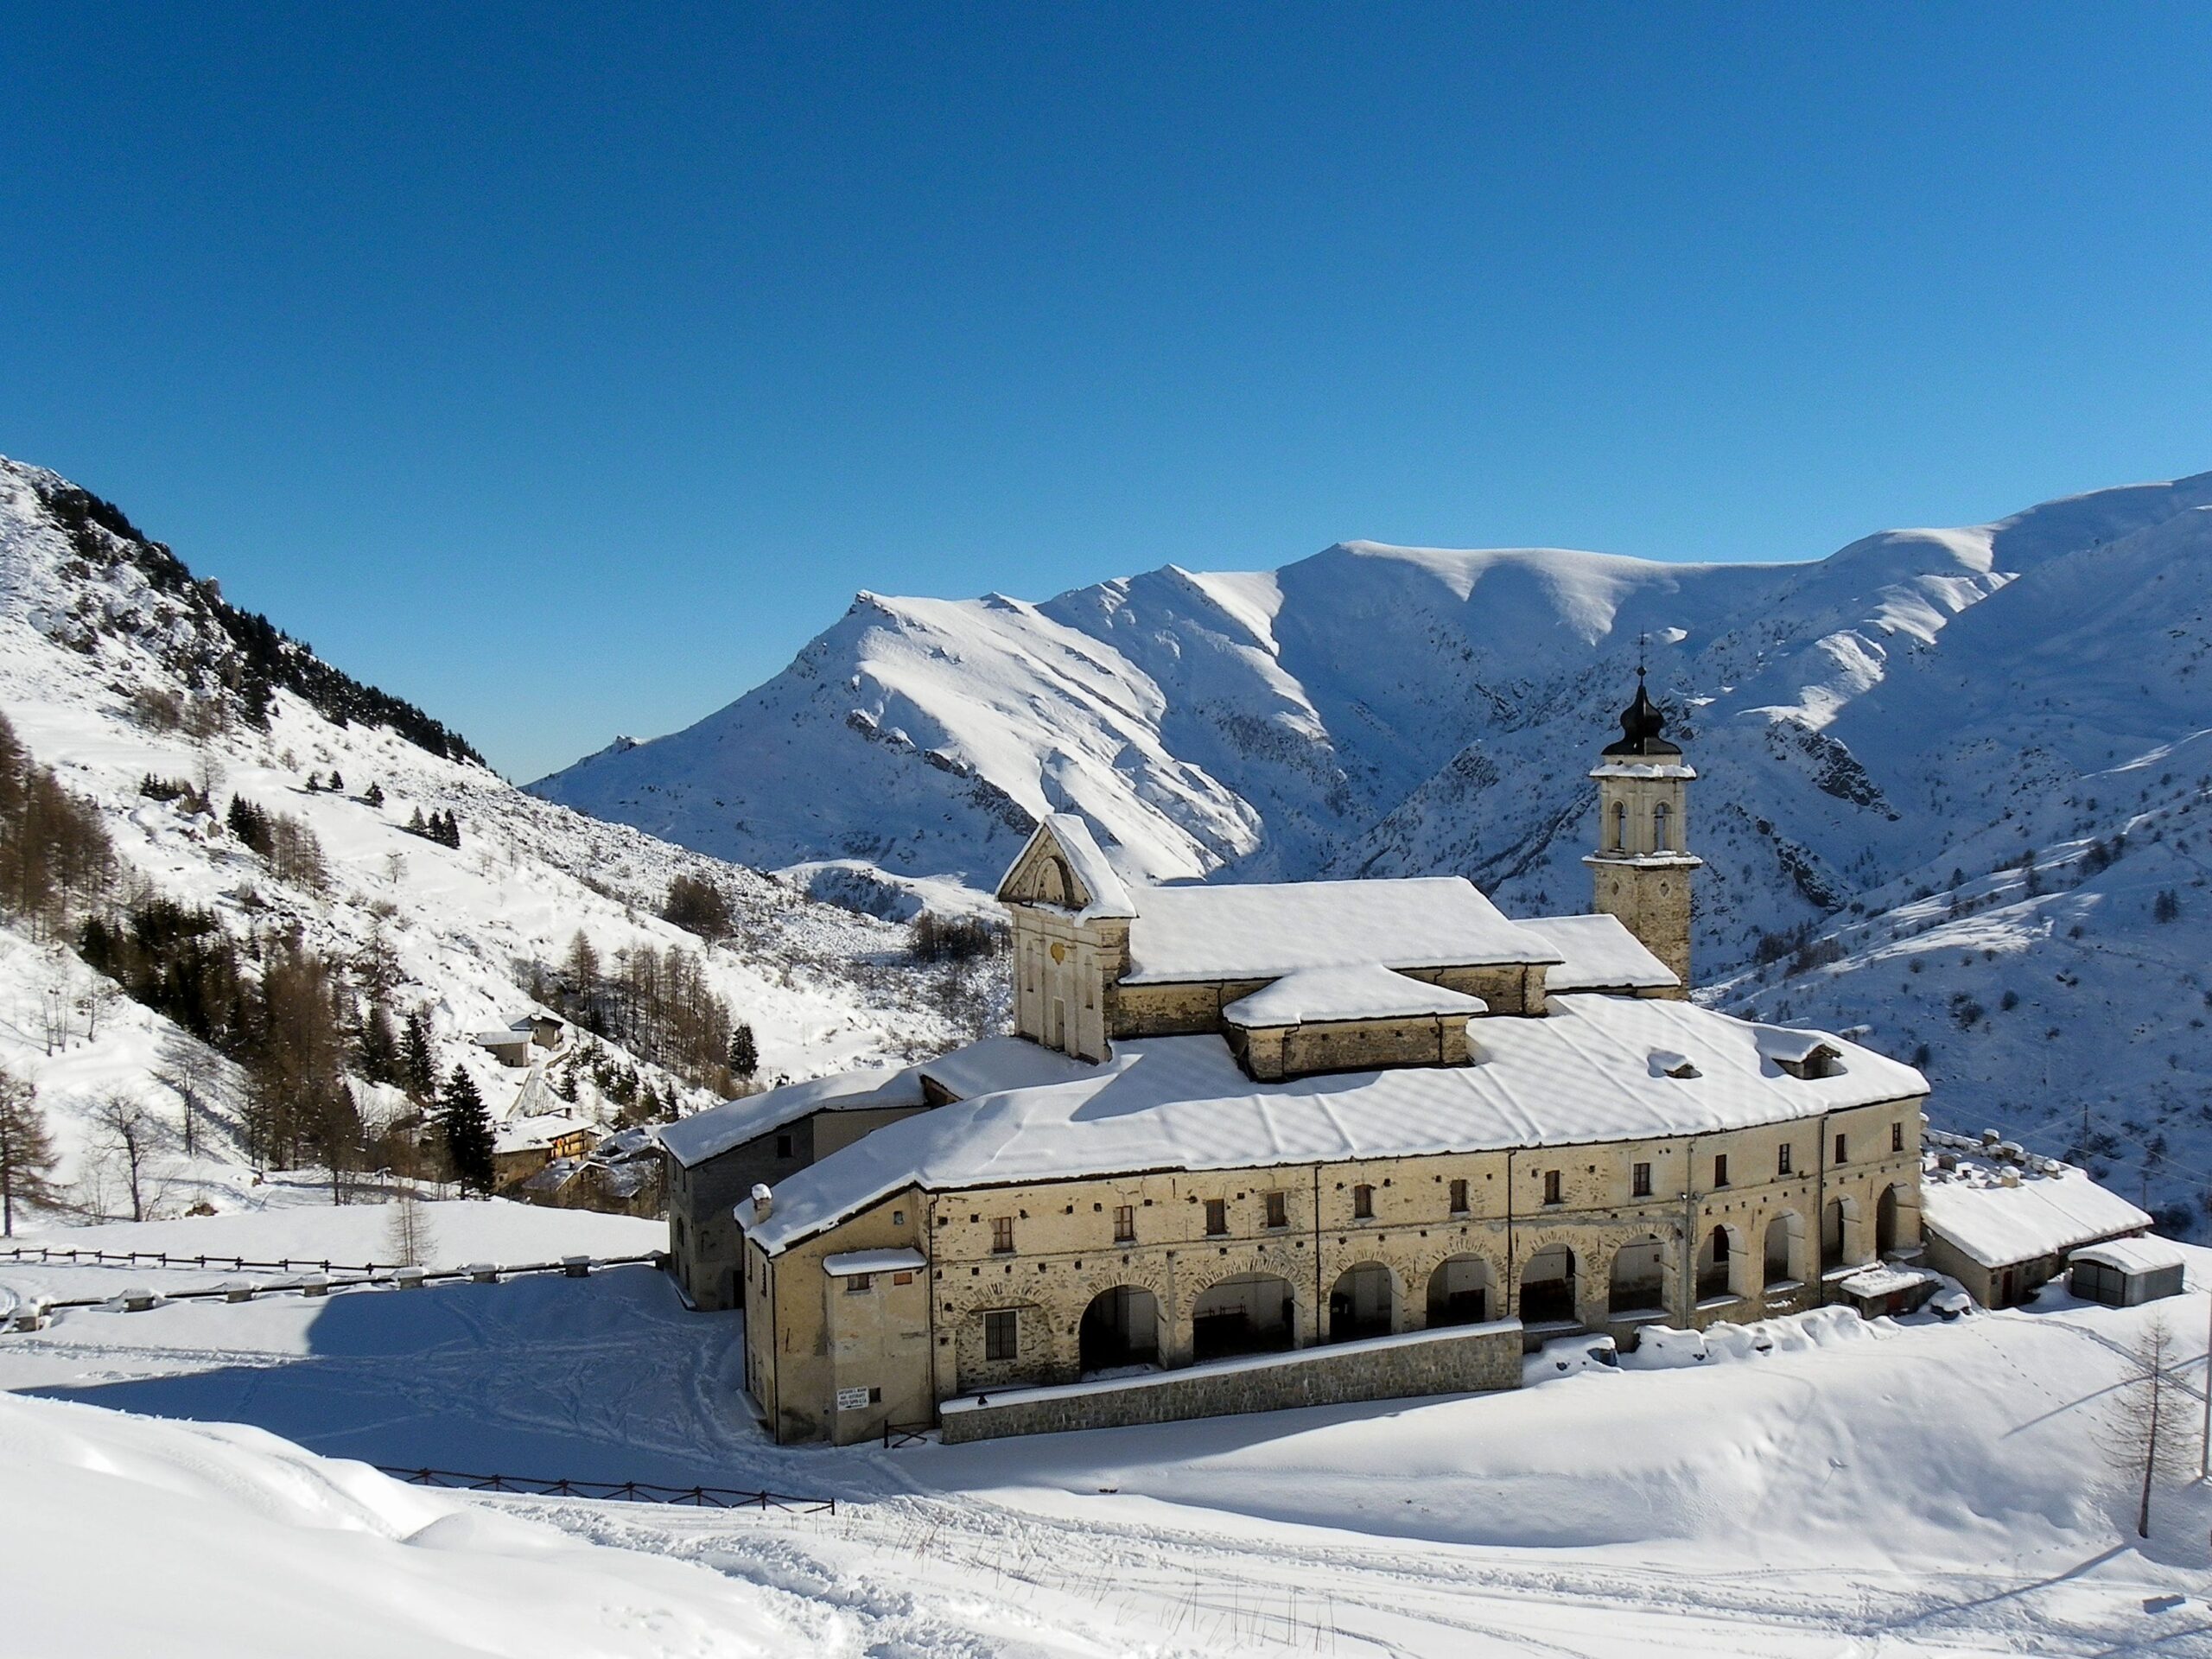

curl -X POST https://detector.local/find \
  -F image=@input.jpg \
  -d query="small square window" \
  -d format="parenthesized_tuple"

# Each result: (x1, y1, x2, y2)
(1448, 1179, 1469, 1215)
(1352, 1184, 1375, 1219)
(1542, 1170, 1562, 1205)
(844, 1274, 872, 1294)
(984, 1309, 1017, 1361)
(1115, 1205, 1135, 1243)
(892, 1210, 906, 1226)
(1777, 1143, 1794, 1177)
(1264, 1191, 1287, 1229)
(991, 1217, 1015, 1254)
(1631, 1161, 1652, 1198)
(774, 1134, 794, 1160)
(1205, 1198, 1228, 1235)
(892, 1270, 914, 1285)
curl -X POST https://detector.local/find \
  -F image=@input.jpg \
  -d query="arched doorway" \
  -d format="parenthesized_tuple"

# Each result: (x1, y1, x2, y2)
(1821, 1197, 1861, 1272)
(1192, 1273, 1296, 1362)
(1764, 1211, 1804, 1287)
(1876, 1184, 1907, 1256)
(1519, 1244, 1577, 1325)
(1697, 1225, 1738, 1301)
(1329, 1262, 1396, 1342)
(1078, 1286, 1160, 1376)
(1427, 1255, 1495, 1327)
(1608, 1235, 1667, 1315)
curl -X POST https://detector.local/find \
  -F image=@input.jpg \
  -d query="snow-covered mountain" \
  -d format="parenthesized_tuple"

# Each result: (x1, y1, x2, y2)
(0, 457, 981, 1217)
(536, 470, 2212, 1231)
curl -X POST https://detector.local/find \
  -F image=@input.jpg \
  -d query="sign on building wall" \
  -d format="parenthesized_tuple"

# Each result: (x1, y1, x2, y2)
(835, 1386, 871, 1412)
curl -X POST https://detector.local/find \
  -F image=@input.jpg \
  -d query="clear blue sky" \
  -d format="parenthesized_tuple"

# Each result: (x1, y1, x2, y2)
(4, 5, 2209, 781)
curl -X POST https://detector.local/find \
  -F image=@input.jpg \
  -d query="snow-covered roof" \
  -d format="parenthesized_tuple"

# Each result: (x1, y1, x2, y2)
(741, 995, 1928, 1255)
(821, 1248, 926, 1277)
(998, 814, 1137, 920)
(1518, 913, 1678, 992)
(660, 1066, 925, 1168)
(912, 1034, 1095, 1099)
(1837, 1263, 1938, 1299)
(1920, 1154, 2151, 1269)
(475, 1027, 532, 1047)
(658, 1036, 1090, 1169)
(494, 1112, 593, 1155)
(1590, 760, 1697, 779)
(1125, 877, 1556, 984)
(2069, 1236, 2184, 1275)
(1222, 964, 1484, 1027)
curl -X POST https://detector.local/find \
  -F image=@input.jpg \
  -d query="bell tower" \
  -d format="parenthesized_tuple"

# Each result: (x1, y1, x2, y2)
(1583, 665, 1700, 995)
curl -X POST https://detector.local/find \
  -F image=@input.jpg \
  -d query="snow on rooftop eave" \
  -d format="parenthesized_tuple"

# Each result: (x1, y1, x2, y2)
(994, 813, 1138, 920)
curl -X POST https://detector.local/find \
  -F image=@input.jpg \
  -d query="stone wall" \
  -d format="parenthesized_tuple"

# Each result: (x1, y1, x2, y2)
(938, 1318, 1524, 1443)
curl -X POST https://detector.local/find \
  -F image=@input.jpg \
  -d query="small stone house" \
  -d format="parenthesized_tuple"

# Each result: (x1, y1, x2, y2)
(1917, 1131, 2154, 1307)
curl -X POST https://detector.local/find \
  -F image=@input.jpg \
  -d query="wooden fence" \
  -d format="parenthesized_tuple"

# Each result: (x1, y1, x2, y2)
(377, 1465, 834, 1512)
(3, 1251, 669, 1313)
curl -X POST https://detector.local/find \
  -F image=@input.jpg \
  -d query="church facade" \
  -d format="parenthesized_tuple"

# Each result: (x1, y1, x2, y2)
(694, 686, 1930, 1446)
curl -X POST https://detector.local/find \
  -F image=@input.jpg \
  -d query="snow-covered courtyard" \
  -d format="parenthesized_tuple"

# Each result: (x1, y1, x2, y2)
(4, 1199, 2207, 1656)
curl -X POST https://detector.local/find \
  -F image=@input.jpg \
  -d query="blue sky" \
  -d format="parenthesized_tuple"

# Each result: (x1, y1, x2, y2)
(4, 5, 2209, 781)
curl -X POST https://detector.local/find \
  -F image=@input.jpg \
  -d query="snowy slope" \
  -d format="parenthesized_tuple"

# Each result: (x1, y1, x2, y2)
(535, 469, 2212, 1229)
(5, 1200, 2207, 1656)
(0, 456, 982, 1219)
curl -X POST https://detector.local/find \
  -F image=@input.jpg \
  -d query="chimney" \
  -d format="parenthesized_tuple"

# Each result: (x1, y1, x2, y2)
(749, 1182, 773, 1221)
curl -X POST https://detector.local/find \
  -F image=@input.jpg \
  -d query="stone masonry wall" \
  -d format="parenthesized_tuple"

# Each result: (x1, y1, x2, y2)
(938, 1318, 1524, 1443)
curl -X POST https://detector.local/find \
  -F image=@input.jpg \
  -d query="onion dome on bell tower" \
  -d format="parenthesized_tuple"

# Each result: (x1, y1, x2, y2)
(1602, 665, 1682, 758)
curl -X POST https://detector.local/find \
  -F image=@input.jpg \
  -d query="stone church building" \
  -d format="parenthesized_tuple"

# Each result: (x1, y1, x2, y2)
(671, 681, 1931, 1445)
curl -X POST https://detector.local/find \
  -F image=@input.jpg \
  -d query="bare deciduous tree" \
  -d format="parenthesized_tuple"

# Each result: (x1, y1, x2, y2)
(2096, 1315, 2200, 1538)
(155, 1032, 223, 1161)
(92, 1093, 160, 1224)
(76, 977, 120, 1043)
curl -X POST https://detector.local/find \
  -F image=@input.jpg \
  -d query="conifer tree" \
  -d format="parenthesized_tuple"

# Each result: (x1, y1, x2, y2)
(0, 1065, 58, 1236)
(728, 1022, 759, 1079)
(327, 771, 343, 794)
(439, 1065, 495, 1196)
(358, 1002, 402, 1086)
(402, 1007, 438, 1102)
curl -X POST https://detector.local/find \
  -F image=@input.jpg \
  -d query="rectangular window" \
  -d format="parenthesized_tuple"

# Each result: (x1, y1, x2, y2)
(984, 1310, 1017, 1361)
(892, 1270, 914, 1286)
(1713, 1154, 1729, 1188)
(1352, 1184, 1375, 1219)
(1264, 1191, 1287, 1229)
(844, 1273, 872, 1294)
(1834, 1133, 1847, 1165)
(1777, 1143, 1794, 1177)
(1542, 1170, 1562, 1205)
(1631, 1161, 1651, 1198)
(774, 1133, 794, 1160)
(1891, 1122, 1905, 1154)
(991, 1217, 1014, 1254)
(1448, 1179, 1469, 1214)
(1115, 1204, 1135, 1243)
(1205, 1198, 1228, 1235)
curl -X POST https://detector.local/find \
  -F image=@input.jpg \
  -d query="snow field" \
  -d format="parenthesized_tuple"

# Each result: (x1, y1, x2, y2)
(3, 1203, 2209, 1655)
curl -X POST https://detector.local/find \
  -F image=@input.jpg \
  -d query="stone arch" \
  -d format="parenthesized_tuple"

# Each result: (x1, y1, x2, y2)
(1078, 1285, 1162, 1375)
(1607, 1233, 1669, 1315)
(1696, 1224, 1741, 1301)
(1519, 1243, 1577, 1325)
(1821, 1194, 1864, 1272)
(1328, 1261, 1398, 1342)
(1764, 1210, 1806, 1287)
(1611, 799, 1628, 852)
(1192, 1271, 1297, 1362)
(1875, 1181, 1917, 1256)
(1653, 800, 1671, 853)
(1426, 1254, 1497, 1328)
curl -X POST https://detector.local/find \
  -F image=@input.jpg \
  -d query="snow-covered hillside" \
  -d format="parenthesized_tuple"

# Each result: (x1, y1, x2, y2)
(0, 456, 983, 1220)
(535, 471, 2212, 1230)
(5, 1200, 2207, 1656)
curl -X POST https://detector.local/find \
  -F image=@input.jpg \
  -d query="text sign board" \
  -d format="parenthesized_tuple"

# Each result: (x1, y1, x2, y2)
(835, 1387, 871, 1412)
